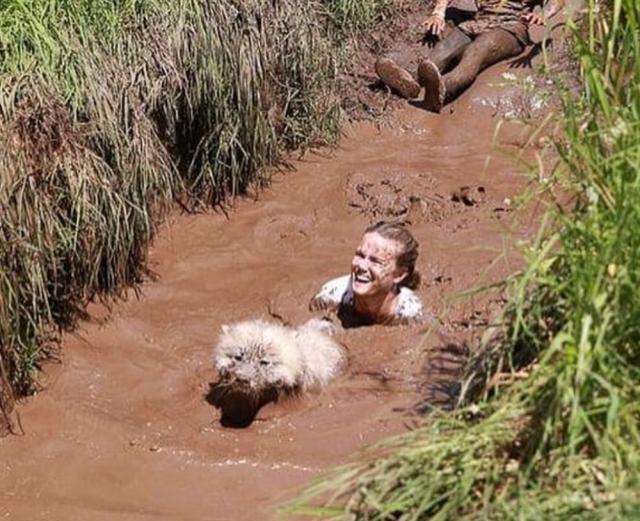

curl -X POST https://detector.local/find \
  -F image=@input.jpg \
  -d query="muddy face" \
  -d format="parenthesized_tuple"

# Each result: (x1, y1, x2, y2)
(216, 342, 297, 394)
(213, 336, 300, 428)
(214, 321, 303, 407)
(350, 232, 407, 298)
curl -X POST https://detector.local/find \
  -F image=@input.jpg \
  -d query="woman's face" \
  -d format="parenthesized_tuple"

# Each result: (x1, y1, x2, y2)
(351, 232, 407, 298)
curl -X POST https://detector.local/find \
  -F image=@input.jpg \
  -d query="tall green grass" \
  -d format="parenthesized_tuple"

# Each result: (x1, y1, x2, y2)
(290, 0, 640, 518)
(0, 0, 389, 406)
(323, 0, 392, 32)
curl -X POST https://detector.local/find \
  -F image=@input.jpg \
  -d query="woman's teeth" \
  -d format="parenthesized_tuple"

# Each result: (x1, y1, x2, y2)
(355, 273, 371, 283)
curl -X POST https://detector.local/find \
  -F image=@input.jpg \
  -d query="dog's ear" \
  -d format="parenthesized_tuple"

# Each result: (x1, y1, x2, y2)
(221, 324, 230, 335)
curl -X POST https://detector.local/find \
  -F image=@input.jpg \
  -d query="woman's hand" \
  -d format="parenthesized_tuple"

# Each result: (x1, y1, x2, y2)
(422, 15, 445, 37)
(522, 12, 545, 25)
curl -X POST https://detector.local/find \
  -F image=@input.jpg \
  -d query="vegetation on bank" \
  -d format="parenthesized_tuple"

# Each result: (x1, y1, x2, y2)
(324, 0, 391, 31)
(0, 0, 390, 412)
(291, 0, 640, 518)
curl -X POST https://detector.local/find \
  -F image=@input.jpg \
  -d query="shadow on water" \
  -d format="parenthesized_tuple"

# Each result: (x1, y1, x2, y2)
(205, 382, 279, 429)
(416, 341, 469, 413)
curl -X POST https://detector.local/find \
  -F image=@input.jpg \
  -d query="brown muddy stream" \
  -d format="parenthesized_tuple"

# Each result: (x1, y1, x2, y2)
(1, 66, 540, 520)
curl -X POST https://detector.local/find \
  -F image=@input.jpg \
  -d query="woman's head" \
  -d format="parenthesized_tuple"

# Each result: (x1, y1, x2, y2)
(350, 222, 420, 299)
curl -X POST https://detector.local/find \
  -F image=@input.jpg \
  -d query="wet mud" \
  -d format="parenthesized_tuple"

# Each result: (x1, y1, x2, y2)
(0, 63, 545, 520)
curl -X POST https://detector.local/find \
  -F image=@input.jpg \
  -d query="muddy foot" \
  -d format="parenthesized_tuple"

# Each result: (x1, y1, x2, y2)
(418, 60, 445, 113)
(375, 57, 421, 99)
(451, 186, 486, 206)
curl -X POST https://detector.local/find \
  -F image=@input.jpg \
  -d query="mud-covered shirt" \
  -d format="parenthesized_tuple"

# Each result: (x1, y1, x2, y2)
(310, 275, 424, 327)
(430, 0, 546, 43)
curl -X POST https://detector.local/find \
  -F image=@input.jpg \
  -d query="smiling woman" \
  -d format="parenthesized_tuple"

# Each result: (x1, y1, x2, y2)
(310, 222, 424, 327)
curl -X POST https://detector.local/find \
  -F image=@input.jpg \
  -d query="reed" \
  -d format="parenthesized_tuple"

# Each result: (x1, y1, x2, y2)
(323, 0, 392, 31)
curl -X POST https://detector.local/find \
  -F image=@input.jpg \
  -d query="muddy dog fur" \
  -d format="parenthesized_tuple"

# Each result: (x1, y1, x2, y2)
(209, 319, 345, 427)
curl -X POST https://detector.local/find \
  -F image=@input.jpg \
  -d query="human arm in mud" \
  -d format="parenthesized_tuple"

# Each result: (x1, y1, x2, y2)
(309, 275, 349, 314)
(522, 0, 565, 25)
(422, 0, 449, 37)
(308, 295, 337, 313)
(307, 299, 342, 333)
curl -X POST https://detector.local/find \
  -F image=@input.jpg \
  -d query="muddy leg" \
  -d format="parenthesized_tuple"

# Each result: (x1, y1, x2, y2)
(419, 28, 524, 112)
(443, 29, 524, 102)
(375, 25, 471, 101)
(426, 25, 473, 73)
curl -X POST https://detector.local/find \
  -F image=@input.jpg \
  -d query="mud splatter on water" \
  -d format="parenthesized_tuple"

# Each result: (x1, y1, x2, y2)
(0, 64, 543, 520)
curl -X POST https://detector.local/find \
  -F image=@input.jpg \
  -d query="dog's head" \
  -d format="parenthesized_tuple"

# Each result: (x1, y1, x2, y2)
(214, 320, 302, 395)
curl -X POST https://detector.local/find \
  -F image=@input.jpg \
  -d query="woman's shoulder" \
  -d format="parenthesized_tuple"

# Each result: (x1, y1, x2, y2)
(309, 275, 351, 311)
(395, 287, 424, 322)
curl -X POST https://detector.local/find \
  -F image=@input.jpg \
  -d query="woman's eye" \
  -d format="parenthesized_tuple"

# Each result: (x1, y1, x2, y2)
(233, 354, 243, 361)
(259, 360, 270, 366)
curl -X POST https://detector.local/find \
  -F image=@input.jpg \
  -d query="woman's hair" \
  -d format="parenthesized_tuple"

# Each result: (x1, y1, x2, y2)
(364, 221, 421, 290)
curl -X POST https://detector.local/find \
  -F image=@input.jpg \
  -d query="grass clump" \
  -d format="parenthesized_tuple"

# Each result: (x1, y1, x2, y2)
(289, 0, 640, 518)
(0, 0, 391, 406)
(322, 0, 392, 32)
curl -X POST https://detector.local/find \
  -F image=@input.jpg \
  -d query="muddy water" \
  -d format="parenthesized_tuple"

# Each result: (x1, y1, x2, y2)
(0, 66, 539, 520)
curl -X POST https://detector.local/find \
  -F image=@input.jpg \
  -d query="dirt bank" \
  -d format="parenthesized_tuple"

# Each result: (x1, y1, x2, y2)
(0, 58, 546, 519)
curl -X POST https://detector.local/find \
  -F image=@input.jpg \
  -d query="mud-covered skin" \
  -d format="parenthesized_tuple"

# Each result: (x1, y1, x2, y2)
(375, 27, 524, 108)
(419, 28, 524, 111)
(428, 0, 538, 44)
(441, 28, 524, 103)
(311, 275, 424, 327)
(378, 25, 524, 110)
(419, 59, 447, 112)
(427, 24, 474, 73)
(377, 0, 565, 109)
(375, 58, 422, 99)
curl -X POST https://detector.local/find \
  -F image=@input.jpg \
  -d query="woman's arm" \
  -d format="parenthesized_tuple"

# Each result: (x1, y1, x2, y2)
(430, 0, 449, 18)
(544, 0, 565, 19)
(309, 275, 350, 313)
(422, 0, 450, 37)
(523, 0, 565, 25)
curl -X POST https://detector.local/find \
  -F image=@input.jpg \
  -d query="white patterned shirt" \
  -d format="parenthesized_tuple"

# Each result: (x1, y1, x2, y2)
(310, 275, 424, 326)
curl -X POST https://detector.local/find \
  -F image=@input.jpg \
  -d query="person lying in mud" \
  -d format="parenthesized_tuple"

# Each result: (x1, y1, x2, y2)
(375, 0, 565, 111)
(310, 221, 424, 327)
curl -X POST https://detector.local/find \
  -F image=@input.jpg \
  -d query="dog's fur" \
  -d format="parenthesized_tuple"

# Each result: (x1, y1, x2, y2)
(214, 318, 345, 399)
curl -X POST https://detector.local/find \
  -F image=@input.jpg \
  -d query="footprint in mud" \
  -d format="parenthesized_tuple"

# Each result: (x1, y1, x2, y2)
(345, 170, 454, 225)
(450, 185, 487, 207)
(252, 213, 320, 249)
(345, 172, 495, 231)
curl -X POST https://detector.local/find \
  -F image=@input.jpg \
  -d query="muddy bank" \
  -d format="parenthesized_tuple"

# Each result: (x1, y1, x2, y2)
(0, 61, 543, 520)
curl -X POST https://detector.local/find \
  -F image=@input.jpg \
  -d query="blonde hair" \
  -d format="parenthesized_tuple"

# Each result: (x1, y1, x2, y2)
(364, 221, 421, 290)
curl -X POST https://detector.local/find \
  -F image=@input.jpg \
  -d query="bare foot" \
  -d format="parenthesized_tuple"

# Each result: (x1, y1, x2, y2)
(418, 59, 445, 113)
(375, 58, 421, 99)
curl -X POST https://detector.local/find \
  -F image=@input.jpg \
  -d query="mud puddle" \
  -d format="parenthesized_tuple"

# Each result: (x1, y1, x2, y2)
(0, 64, 543, 520)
